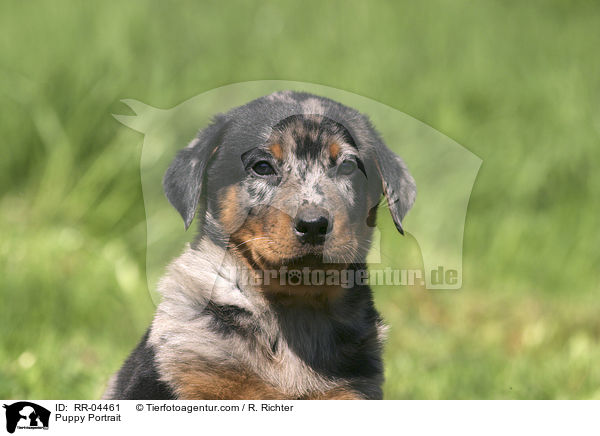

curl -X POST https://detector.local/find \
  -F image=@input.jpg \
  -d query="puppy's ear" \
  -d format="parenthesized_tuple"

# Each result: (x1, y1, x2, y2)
(163, 117, 226, 229)
(374, 143, 416, 235)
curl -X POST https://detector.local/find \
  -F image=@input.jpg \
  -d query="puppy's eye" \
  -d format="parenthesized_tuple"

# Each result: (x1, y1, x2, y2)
(252, 161, 276, 176)
(338, 159, 357, 175)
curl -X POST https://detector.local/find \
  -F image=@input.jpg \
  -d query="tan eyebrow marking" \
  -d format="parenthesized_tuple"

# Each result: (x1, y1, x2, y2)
(329, 142, 341, 160)
(269, 143, 283, 160)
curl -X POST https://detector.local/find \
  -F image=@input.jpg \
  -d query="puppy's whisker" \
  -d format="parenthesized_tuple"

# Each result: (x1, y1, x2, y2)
(232, 237, 272, 249)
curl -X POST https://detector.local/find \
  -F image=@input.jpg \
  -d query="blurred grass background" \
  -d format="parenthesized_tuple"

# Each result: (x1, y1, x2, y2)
(1, 0, 599, 399)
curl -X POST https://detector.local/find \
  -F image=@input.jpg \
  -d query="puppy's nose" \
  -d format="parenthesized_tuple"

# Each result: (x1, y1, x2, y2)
(294, 207, 331, 245)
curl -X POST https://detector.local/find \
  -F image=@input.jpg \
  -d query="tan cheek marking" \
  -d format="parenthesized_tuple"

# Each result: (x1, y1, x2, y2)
(227, 206, 291, 268)
(269, 143, 283, 160)
(329, 142, 341, 160)
(265, 209, 293, 247)
(230, 215, 263, 268)
(245, 209, 295, 264)
(219, 185, 241, 233)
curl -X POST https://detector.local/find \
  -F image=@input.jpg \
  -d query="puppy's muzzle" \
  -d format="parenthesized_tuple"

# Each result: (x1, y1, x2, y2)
(293, 206, 332, 246)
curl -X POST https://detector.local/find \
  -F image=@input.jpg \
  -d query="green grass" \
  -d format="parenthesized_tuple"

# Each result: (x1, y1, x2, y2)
(1, 0, 599, 399)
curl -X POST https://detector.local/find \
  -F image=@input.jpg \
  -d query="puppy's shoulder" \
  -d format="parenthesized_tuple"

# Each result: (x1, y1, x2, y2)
(103, 329, 175, 400)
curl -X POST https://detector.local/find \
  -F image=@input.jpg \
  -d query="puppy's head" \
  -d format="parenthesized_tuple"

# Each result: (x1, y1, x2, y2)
(163, 91, 416, 270)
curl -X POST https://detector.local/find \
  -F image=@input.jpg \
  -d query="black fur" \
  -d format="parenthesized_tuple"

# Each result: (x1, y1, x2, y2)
(110, 329, 175, 400)
(203, 301, 256, 338)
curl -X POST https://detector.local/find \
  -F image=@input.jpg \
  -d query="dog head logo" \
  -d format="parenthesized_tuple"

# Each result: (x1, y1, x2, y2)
(3, 402, 50, 433)
(114, 82, 481, 299)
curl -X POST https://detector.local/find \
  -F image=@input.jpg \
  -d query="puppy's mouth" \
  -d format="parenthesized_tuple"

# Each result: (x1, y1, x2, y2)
(257, 251, 326, 269)
(280, 253, 325, 268)
(265, 250, 353, 269)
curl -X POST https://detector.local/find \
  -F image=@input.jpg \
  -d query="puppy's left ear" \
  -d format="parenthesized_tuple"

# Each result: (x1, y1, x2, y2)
(163, 116, 227, 230)
(374, 143, 416, 235)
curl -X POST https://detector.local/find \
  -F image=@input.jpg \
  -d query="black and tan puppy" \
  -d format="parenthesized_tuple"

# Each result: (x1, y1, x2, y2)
(103, 91, 416, 400)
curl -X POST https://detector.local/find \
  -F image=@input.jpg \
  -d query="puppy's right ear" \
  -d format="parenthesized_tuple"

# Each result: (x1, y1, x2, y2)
(373, 142, 416, 235)
(163, 116, 227, 230)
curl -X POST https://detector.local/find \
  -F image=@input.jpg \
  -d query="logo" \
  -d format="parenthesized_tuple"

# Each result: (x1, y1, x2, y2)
(2, 402, 50, 434)
(114, 81, 481, 300)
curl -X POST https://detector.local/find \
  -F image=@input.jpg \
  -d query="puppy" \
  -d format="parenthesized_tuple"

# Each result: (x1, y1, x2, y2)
(103, 91, 416, 400)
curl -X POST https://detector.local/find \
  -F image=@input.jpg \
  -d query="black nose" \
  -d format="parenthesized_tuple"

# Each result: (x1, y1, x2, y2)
(294, 208, 331, 245)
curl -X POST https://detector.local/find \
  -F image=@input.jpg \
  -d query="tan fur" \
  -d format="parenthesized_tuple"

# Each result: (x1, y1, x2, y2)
(173, 363, 364, 400)
(303, 387, 365, 400)
(220, 190, 347, 302)
(219, 185, 241, 233)
(260, 262, 347, 303)
(269, 143, 284, 160)
(173, 365, 288, 400)
(329, 142, 341, 160)
(220, 185, 298, 268)
(217, 175, 361, 304)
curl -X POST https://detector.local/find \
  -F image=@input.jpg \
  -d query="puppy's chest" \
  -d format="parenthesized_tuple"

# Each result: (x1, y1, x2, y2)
(154, 303, 361, 399)
(251, 334, 333, 397)
(209, 310, 347, 397)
